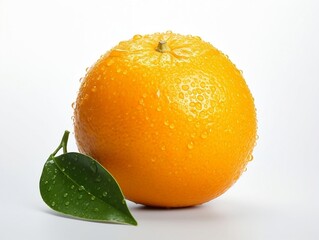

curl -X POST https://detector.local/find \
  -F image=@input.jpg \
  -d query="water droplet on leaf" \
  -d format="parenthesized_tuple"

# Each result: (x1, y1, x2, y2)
(95, 175, 102, 182)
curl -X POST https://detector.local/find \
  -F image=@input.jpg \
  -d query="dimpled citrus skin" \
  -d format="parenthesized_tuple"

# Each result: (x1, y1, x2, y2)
(74, 32, 257, 208)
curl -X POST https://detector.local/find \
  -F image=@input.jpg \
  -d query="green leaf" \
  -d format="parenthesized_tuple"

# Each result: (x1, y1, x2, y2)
(39, 131, 137, 226)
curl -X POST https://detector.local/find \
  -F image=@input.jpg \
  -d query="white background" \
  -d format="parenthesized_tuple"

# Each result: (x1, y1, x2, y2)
(1, 0, 318, 239)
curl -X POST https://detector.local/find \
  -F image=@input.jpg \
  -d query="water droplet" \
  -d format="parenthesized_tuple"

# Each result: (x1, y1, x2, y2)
(178, 92, 184, 99)
(64, 193, 68, 198)
(90, 161, 97, 173)
(65, 201, 70, 206)
(197, 95, 204, 101)
(91, 196, 96, 201)
(51, 201, 56, 207)
(71, 185, 75, 189)
(85, 67, 89, 72)
(157, 106, 162, 112)
(51, 175, 56, 180)
(44, 181, 48, 185)
(139, 98, 144, 105)
(116, 68, 121, 73)
(78, 195, 83, 199)
(164, 120, 169, 126)
(106, 59, 114, 66)
(91, 86, 97, 92)
(182, 85, 189, 91)
(95, 175, 102, 182)
(48, 186, 52, 192)
(169, 123, 175, 129)
(200, 82, 206, 88)
(248, 155, 254, 161)
(103, 192, 108, 197)
(187, 142, 194, 149)
(133, 34, 142, 40)
(61, 168, 65, 172)
(78, 186, 85, 191)
(156, 89, 161, 98)
(71, 102, 75, 109)
(195, 102, 202, 110)
(52, 180, 56, 185)
(201, 132, 208, 139)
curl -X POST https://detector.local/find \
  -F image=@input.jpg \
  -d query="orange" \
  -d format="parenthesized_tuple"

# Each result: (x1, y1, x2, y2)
(73, 31, 257, 207)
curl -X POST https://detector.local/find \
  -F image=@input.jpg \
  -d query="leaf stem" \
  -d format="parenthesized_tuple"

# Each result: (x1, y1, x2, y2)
(51, 130, 70, 157)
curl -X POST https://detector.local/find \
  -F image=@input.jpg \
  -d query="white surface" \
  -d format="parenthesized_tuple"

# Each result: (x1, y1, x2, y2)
(1, 0, 319, 239)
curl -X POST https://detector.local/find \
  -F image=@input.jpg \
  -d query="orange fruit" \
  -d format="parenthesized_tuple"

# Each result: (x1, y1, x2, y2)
(73, 31, 257, 207)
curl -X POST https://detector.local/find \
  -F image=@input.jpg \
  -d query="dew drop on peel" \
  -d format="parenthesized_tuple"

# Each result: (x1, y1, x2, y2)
(133, 34, 142, 40)
(91, 86, 97, 92)
(187, 142, 194, 149)
(201, 132, 208, 139)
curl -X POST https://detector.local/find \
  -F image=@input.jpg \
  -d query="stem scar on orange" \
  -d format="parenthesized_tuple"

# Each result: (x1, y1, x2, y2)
(73, 31, 257, 208)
